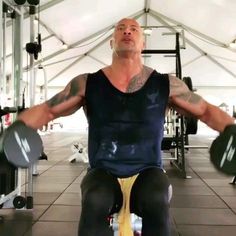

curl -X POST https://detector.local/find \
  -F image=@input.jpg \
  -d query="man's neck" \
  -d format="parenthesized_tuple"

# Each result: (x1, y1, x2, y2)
(109, 53, 143, 81)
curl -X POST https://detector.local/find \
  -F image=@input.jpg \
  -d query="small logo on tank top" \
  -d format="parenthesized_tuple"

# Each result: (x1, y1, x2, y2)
(147, 93, 159, 109)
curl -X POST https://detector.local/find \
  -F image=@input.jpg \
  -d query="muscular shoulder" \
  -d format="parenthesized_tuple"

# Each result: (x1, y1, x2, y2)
(168, 74, 189, 97)
(68, 73, 88, 97)
(46, 73, 88, 108)
(168, 74, 204, 105)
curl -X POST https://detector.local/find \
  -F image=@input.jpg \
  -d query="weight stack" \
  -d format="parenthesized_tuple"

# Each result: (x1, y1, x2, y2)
(0, 152, 17, 195)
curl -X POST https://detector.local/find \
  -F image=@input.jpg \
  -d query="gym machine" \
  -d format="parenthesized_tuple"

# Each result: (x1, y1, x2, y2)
(0, 0, 27, 213)
(142, 31, 197, 178)
(0, 0, 41, 214)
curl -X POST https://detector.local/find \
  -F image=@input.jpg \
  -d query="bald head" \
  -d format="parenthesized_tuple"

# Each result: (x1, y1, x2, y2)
(111, 18, 145, 54)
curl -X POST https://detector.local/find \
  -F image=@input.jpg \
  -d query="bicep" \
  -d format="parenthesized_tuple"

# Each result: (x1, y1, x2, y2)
(168, 75, 207, 117)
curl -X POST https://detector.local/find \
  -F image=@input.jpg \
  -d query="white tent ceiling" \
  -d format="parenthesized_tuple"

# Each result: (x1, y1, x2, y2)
(2, 0, 236, 106)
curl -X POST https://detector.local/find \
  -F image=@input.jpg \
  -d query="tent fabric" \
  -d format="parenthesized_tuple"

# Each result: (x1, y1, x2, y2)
(2, 0, 236, 105)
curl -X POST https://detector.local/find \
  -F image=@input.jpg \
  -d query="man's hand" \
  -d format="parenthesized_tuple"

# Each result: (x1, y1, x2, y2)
(210, 124, 236, 175)
(0, 120, 43, 168)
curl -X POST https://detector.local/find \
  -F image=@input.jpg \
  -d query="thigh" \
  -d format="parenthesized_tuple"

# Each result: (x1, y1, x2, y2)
(81, 168, 123, 214)
(130, 167, 170, 215)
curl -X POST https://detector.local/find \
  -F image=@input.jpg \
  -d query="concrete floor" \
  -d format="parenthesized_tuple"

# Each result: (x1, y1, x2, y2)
(0, 131, 236, 236)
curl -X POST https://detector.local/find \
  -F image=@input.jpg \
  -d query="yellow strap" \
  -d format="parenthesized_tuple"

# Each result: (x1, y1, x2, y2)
(117, 174, 138, 236)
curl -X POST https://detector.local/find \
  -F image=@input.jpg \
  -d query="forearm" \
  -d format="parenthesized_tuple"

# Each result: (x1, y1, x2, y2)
(17, 102, 55, 130)
(199, 102, 235, 132)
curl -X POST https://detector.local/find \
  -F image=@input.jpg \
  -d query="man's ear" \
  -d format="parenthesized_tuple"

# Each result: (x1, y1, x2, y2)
(142, 41, 146, 50)
(110, 38, 114, 49)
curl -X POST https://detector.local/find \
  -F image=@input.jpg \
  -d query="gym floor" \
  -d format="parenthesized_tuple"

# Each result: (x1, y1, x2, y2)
(0, 131, 236, 236)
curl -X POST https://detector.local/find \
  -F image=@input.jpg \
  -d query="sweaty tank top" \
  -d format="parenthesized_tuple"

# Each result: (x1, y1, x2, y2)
(85, 69, 169, 177)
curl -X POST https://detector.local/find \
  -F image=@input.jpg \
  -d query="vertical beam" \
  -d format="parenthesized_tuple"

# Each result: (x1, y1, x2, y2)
(144, 0, 151, 12)
(143, 3, 149, 65)
(2, 4, 7, 98)
(27, 7, 36, 206)
(11, 11, 15, 105)
(13, 6, 23, 108)
(143, 0, 151, 65)
(0, 0, 3, 105)
(29, 6, 36, 107)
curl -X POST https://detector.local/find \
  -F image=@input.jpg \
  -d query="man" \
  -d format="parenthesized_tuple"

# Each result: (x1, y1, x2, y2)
(17, 18, 235, 235)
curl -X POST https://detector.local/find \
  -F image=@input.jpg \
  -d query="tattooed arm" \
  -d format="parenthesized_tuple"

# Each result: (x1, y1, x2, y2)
(168, 75, 234, 132)
(17, 73, 88, 129)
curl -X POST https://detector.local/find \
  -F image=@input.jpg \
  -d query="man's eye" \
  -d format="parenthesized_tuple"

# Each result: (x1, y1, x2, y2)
(117, 26, 124, 31)
(131, 28, 138, 32)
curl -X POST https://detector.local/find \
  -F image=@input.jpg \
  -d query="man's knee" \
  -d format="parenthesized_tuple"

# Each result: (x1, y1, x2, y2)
(81, 169, 123, 214)
(82, 186, 113, 212)
(130, 168, 171, 215)
(144, 187, 170, 211)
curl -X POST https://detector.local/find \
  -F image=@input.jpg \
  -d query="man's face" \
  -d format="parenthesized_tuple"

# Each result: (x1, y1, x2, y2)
(111, 18, 144, 54)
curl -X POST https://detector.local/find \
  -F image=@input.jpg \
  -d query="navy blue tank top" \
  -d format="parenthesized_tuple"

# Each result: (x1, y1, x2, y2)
(85, 69, 169, 177)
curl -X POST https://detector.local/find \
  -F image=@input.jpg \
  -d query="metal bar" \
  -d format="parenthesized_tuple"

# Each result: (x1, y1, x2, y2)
(163, 157, 178, 160)
(142, 49, 177, 54)
(29, 9, 36, 107)
(0, 0, 2, 105)
(142, 25, 182, 29)
(87, 54, 108, 67)
(184, 145, 208, 149)
(195, 86, 236, 89)
(42, 53, 83, 67)
(43, 67, 48, 101)
(144, 0, 151, 12)
(176, 33, 187, 178)
(47, 34, 113, 84)
(27, 6, 36, 207)
(143, 6, 149, 65)
(3, 0, 22, 15)
(149, 9, 227, 49)
(181, 54, 203, 69)
(6, 0, 65, 26)
(2, 8, 7, 101)
(176, 33, 181, 78)
(37, 0, 65, 12)
(11, 12, 15, 105)
(13, 7, 23, 108)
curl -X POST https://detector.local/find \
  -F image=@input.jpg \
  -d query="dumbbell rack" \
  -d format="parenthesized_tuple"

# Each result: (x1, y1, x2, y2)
(0, 167, 22, 208)
(0, 108, 34, 217)
(0, 166, 34, 211)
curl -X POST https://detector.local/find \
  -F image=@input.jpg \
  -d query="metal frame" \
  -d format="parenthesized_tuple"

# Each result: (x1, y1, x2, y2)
(0, 0, 3, 103)
(142, 32, 188, 178)
(0, 1, 34, 210)
(12, 4, 23, 108)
